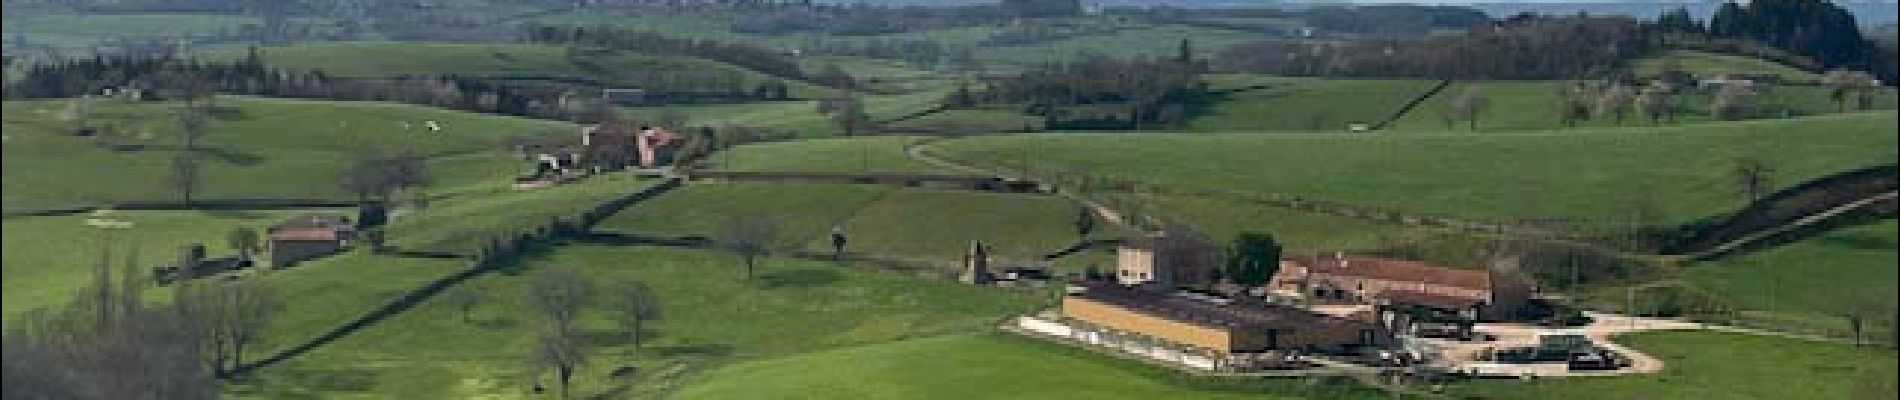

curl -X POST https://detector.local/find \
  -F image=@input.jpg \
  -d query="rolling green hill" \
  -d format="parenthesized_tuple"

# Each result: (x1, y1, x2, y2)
(207, 42, 833, 99)
(1, 96, 570, 214)
(673, 333, 1351, 400)
(1685, 219, 1898, 339)
(233, 245, 1039, 398)
(1189, 76, 1441, 132)
(931, 112, 1899, 228)
(1631, 50, 1824, 83)
(596, 182, 1086, 261)
(1386, 80, 1898, 132)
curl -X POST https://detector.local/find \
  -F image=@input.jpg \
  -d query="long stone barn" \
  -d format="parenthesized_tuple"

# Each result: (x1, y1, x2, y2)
(1018, 281, 1391, 372)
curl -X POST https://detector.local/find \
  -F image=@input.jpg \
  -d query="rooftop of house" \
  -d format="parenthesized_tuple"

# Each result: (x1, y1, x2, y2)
(269, 227, 343, 242)
(1067, 280, 1373, 333)
(1286, 254, 1491, 292)
(270, 214, 350, 231)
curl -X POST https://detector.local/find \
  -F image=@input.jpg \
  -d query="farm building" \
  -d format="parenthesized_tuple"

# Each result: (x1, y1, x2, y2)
(580, 123, 684, 169)
(1270, 253, 1533, 321)
(1019, 281, 1389, 371)
(267, 214, 355, 268)
(1115, 228, 1220, 289)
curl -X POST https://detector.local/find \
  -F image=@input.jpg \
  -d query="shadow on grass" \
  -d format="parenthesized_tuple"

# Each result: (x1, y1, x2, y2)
(1815, 232, 1897, 251)
(231, 367, 379, 398)
(754, 267, 844, 289)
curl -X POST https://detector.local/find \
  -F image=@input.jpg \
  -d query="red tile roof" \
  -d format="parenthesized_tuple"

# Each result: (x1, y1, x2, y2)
(1289, 255, 1491, 292)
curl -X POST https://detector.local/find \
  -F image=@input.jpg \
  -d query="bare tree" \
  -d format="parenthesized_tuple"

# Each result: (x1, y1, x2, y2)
(1711, 83, 1757, 121)
(1555, 82, 1594, 127)
(174, 278, 281, 376)
(1822, 69, 1878, 112)
(1732, 156, 1774, 203)
(4, 255, 218, 399)
(1634, 82, 1673, 125)
(1839, 290, 1896, 347)
(339, 149, 430, 203)
(528, 326, 588, 400)
(524, 266, 592, 398)
(446, 284, 487, 324)
(819, 94, 873, 137)
(1595, 83, 1635, 125)
(527, 266, 591, 334)
(169, 153, 200, 205)
(607, 280, 661, 351)
(714, 212, 781, 281)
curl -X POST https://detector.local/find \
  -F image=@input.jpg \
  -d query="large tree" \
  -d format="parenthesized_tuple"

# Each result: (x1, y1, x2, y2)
(1223, 232, 1282, 286)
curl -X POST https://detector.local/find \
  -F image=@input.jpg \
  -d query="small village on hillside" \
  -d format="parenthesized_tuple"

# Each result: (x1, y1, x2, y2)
(4, 0, 1897, 399)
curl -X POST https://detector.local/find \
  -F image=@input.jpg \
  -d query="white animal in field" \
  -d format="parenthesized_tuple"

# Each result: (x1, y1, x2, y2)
(425, 120, 442, 132)
(400, 122, 413, 131)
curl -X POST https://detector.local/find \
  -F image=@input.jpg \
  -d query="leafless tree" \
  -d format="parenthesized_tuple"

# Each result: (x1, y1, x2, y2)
(1555, 82, 1594, 127)
(446, 284, 487, 324)
(607, 280, 661, 351)
(1838, 290, 1896, 347)
(4, 249, 219, 399)
(527, 266, 591, 335)
(714, 212, 782, 281)
(1446, 87, 1490, 131)
(1635, 82, 1674, 125)
(1732, 156, 1774, 202)
(174, 278, 281, 376)
(528, 326, 588, 399)
(1822, 69, 1878, 112)
(1596, 83, 1635, 125)
(1711, 83, 1758, 121)
(524, 266, 592, 398)
(339, 149, 431, 203)
(169, 153, 201, 205)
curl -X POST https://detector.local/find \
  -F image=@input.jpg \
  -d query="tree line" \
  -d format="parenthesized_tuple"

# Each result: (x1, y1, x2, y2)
(1218, 16, 1650, 80)
(522, 25, 807, 83)
(963, 45, 1208, 130)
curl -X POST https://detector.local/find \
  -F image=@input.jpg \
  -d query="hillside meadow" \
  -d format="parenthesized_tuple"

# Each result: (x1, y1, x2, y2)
(930, 112, 1899, 228)
(2, 96, 571, 214)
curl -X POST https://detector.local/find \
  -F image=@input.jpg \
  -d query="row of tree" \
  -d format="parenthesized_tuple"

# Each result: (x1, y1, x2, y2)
(967, 46, 1208, 130)
(3, 246, 282, 398)
(521, 25, 806, 83)
(1218, 16, 1651, 80)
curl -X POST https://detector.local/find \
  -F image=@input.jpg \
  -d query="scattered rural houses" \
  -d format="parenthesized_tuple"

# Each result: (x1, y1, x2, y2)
(960, 240, 1052, 286)
(267, 214, 355, 268)
(1271, 253, 1534, 323)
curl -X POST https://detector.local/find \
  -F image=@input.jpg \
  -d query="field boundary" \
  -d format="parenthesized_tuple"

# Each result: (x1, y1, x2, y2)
(1368, 79, 1452, 131)
(229, 178, 681, 377)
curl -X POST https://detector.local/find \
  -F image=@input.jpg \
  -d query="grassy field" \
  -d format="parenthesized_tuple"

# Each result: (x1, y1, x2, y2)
(0, 208, 347, 323)
(233, 245, 1039, 398)
(674, 333, 1368, 400)
(618, 79, 954, 138)
(3, 13, 257, 54)
(1386, 80, 1899, 132)
(382, 173, 651, 255)
(207, 42, 831, 98)
(1189, 76, 1441, 132)
(930, 112, 1899, 228)
(711, 136, 945, 173)
(1139, 194, 1447, 252)
(1630, 50, 1823, 83)
(887, 108, 1045, 134)
(1684, 219, 1898, 339)
(1, 96, 569, 213)
(597, 181, 1086, 261)
(1454, 330, 1898, 400)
